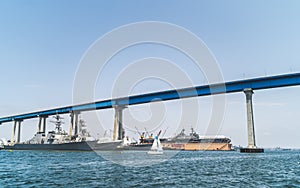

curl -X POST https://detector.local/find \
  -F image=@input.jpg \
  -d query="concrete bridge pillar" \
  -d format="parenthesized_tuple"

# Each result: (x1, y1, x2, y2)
(69, 112, 74, 137)
(11, 120, 17, 144)
(11, 120, 22, 144)
(42, 116, 47, 133)
(113, 105, 127, 141)
(241, 88, 264, 153)
(74, 112, 80, 136)
(17, 120, 22, 143)
(244, 88, 256, 148)
(37, 116, 42, 133)
(37, 116, 47, 133)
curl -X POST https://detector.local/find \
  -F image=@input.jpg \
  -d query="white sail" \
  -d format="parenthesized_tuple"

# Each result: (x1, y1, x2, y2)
(156, 138, 163, 151)
(148, 135, 163, 155)
(150, 138, 158, 150)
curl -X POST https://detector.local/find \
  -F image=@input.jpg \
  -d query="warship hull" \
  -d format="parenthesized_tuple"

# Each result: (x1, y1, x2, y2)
(117, 143, 152, 150)
(3, 140, 122, 151)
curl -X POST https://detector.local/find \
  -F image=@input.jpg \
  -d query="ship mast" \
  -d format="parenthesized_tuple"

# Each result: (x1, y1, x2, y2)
(50, 114, 64, 133)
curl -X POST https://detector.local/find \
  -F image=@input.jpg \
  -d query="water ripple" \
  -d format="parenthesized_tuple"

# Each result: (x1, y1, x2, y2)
(0, 150, 300, 187)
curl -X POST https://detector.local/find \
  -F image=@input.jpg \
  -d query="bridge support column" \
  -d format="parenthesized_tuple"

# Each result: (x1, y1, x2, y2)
(11, 121, 17, 144)
(240, 88, 264, 153)
(74, 112, 80, 136)
(11, 120, 22, 144)
(113, 105, 126, 141)
(42, 116, 47, 133)
(37, 116, 42, 133)
(17, 120, 22, 143)
(69, 112, 74, 137)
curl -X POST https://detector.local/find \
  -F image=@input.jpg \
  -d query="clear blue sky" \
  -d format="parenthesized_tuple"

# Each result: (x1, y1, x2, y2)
(1, 1, 300, 148)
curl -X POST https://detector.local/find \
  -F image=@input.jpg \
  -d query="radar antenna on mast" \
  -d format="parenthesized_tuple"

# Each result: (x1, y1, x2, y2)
(50, 114, 64, 133)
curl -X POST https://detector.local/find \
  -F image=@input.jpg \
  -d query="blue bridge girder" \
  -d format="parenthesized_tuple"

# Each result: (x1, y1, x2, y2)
(1, 72, 300, 124)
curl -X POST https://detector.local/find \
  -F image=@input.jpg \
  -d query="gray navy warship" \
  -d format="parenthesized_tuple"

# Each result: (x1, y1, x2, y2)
(1, 115, 121, 151)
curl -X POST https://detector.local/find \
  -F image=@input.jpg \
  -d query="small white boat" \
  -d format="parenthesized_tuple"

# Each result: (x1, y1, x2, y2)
(147, 133, 163, 155)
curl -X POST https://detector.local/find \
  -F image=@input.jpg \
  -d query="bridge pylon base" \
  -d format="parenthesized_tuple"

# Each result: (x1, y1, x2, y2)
(240, 148, 264, 153)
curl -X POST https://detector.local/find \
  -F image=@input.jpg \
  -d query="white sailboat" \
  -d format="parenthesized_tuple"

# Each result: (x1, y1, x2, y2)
(147, 132, 163, 155)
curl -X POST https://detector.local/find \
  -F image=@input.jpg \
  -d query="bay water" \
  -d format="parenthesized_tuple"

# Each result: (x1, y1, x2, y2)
(0, 150, 299, 187)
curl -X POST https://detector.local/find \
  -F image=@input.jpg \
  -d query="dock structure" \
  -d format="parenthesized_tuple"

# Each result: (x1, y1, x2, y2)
(2, 72, 300, 152)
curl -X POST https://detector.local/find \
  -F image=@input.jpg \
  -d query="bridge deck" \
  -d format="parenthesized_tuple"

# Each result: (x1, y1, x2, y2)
(1, 72, 300, 124)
